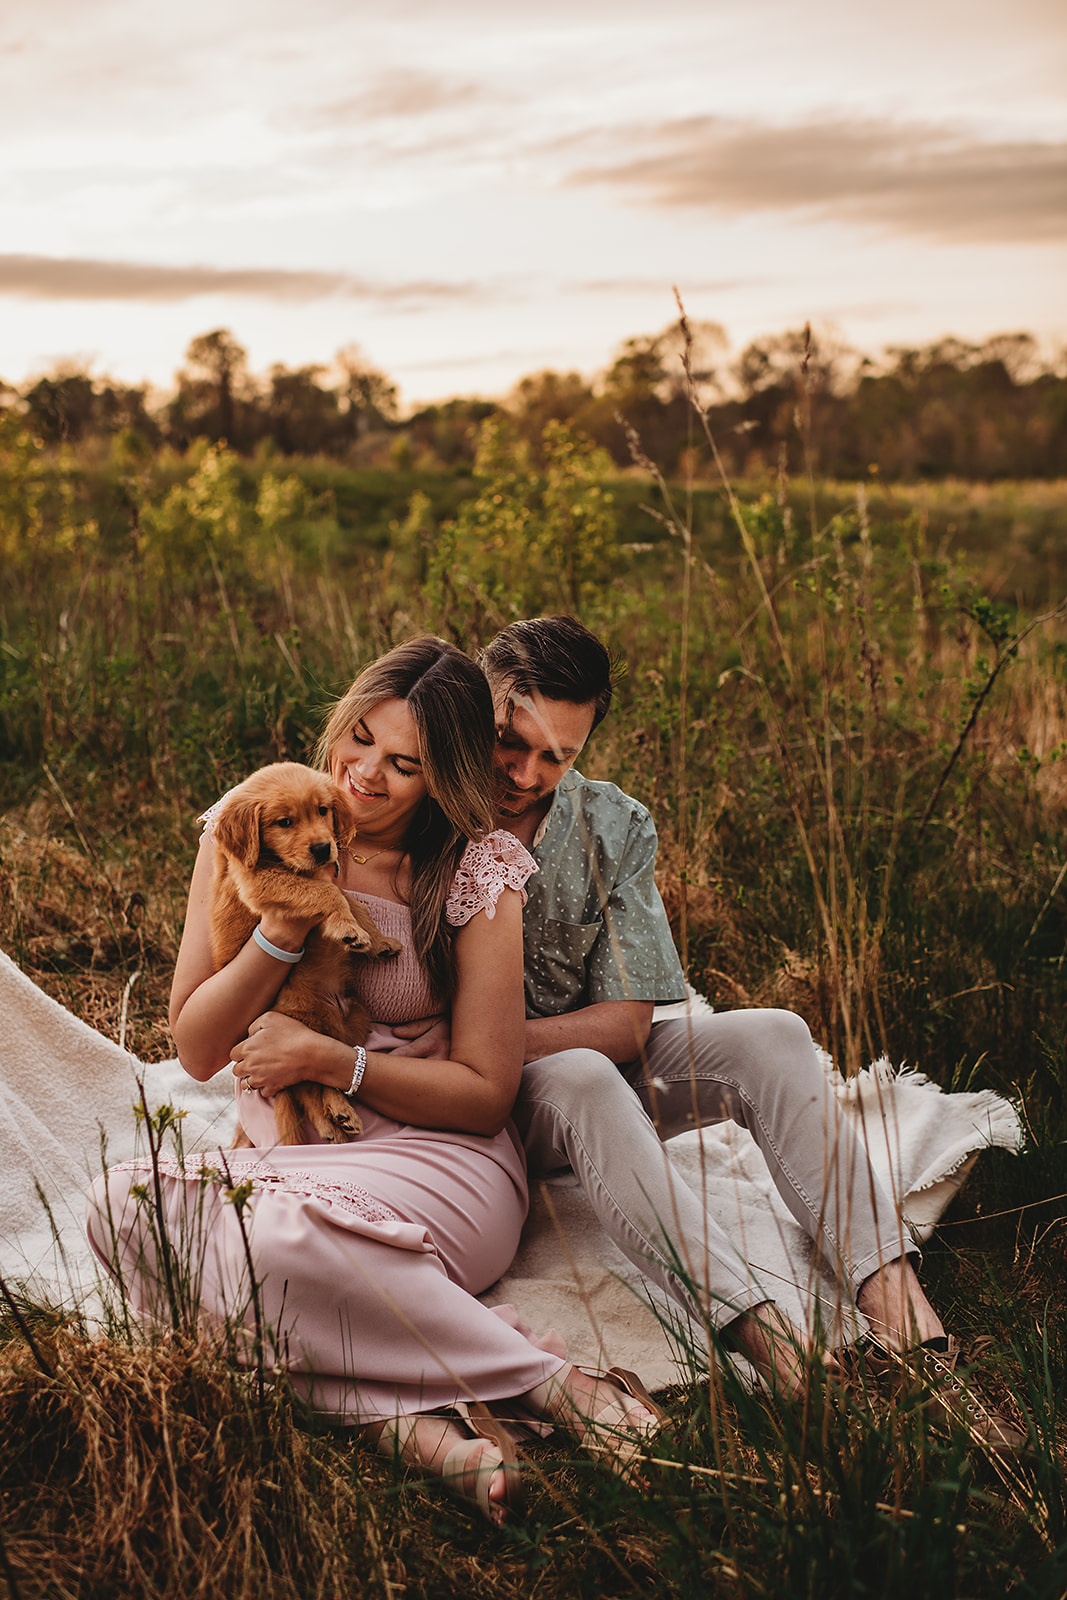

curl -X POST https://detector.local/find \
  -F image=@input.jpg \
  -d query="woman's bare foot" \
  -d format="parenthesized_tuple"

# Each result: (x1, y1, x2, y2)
(521, 1364, 660, 1475)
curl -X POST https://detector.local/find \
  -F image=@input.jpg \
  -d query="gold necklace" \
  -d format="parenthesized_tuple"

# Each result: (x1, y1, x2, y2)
(349, 842, 393, 866)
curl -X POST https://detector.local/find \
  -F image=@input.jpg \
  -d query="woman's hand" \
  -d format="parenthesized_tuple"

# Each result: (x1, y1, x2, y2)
(229, 1011, 343, 1097)
(256, 857, 347, 949)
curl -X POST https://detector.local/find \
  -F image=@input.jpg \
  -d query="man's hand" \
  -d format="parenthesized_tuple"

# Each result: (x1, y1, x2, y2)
(391, 1015, 453, 1060)
(523, 1001, 654, 1065)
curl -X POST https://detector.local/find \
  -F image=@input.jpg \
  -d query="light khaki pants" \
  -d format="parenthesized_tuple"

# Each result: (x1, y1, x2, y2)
(515, 1007, 915, 1331)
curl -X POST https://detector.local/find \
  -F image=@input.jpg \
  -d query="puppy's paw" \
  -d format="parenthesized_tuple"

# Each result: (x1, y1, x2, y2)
(374, 935, 403, 960)
(321, 909, 374, 949)
(322, 1088, 363, 1138)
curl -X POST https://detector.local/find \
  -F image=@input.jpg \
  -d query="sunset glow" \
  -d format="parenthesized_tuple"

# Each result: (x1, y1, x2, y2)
(2, 0, 1064, 406)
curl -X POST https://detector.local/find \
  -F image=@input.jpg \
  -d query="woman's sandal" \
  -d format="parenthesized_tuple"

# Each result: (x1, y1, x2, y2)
(521, 1363, 665, 1481)
(373, 1403, 524, 1525)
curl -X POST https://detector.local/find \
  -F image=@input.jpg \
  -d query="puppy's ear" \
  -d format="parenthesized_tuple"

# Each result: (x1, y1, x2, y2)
(328, 784, 356, 849)
(331, 804, 356, 851)
(213, 793, 264, 869)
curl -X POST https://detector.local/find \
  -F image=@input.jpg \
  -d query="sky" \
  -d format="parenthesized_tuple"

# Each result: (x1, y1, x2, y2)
(1, 0, 1065, 409)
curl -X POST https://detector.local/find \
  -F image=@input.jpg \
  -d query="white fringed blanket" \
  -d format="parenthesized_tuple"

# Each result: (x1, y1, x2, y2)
(0, 949, 1023, 1384)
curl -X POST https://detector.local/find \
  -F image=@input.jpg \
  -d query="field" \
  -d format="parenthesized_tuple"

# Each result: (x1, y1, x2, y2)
(2, 412, 1067, 1597)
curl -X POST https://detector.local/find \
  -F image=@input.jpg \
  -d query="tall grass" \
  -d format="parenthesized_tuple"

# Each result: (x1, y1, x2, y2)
(1, 412, 1066, 1594)
(3, 1146, 1066, 1599)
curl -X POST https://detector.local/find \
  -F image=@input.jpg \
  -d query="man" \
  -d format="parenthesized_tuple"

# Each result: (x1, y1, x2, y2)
(401, 617, 1023, 1447)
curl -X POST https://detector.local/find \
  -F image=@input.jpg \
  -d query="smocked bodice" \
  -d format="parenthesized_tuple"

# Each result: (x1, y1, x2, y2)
(342, 830, 537, 1027)
(343, 895, 430, 1027)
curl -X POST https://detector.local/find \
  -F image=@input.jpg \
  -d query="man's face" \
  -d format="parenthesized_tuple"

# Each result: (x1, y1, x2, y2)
(490, 689, 597, 819)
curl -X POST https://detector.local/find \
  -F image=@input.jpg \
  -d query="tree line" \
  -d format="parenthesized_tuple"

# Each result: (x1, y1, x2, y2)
(3, 321, 1065, 481)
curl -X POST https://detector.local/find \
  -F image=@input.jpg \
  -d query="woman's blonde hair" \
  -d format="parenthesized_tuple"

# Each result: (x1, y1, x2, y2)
(315, 636, 496, 1002)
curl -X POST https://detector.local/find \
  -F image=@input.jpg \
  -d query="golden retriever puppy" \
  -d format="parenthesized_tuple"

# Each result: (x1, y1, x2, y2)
(209, 762, 401, 1144)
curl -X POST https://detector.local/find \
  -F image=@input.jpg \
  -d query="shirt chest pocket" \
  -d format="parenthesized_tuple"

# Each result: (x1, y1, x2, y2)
(527, 917, 603, 1010)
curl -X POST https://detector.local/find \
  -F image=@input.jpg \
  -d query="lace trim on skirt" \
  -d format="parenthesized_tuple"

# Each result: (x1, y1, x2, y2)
(105, 1153, 402, 1226)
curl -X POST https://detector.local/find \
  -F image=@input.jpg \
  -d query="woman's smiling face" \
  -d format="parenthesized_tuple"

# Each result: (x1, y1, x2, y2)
(330, 697, 428, 839)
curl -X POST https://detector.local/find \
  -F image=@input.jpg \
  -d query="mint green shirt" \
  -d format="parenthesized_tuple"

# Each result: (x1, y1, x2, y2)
(522, 769, 687, 1018)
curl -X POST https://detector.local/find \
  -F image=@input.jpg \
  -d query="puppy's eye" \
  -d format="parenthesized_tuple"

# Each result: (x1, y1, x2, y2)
(274, 817, 294, 828)
(318, 806, 329, 817)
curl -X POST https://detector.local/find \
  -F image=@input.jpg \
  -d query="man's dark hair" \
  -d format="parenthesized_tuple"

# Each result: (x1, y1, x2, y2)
(480, 615, 616, 731)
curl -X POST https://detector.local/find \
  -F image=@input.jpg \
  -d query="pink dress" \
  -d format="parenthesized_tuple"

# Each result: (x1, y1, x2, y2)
(85, 833, 566, 1423)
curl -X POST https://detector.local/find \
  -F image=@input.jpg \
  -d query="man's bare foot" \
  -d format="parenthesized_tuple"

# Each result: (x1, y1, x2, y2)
(724, 1303, 808, 1398)
(856, 1259, 945, 1353)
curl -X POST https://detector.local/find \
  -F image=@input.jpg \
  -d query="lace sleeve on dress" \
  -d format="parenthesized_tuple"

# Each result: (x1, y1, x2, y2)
(445, 830, 539, 926)
(198, 783, 245, 836)
(198, 796, 225, 836)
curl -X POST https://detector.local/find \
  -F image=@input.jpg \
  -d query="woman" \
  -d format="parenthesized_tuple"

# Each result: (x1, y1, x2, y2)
(86, 637, 659, 1525)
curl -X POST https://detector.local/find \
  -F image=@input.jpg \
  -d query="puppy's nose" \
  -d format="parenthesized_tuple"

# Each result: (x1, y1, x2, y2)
(310, 840, 333, 865)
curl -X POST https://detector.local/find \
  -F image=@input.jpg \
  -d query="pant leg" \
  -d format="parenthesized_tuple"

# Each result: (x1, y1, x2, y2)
(632, 1008, 917, 1291)
(514, 1048, 770, 1327)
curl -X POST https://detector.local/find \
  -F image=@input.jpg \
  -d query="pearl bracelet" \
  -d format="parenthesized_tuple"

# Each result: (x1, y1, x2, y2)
(347, 1045, 367, 1097)
(252, 925, 305, 964)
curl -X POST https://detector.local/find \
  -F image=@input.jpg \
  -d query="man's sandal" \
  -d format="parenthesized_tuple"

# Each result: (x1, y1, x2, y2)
(373, 1402, 524, 1525)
